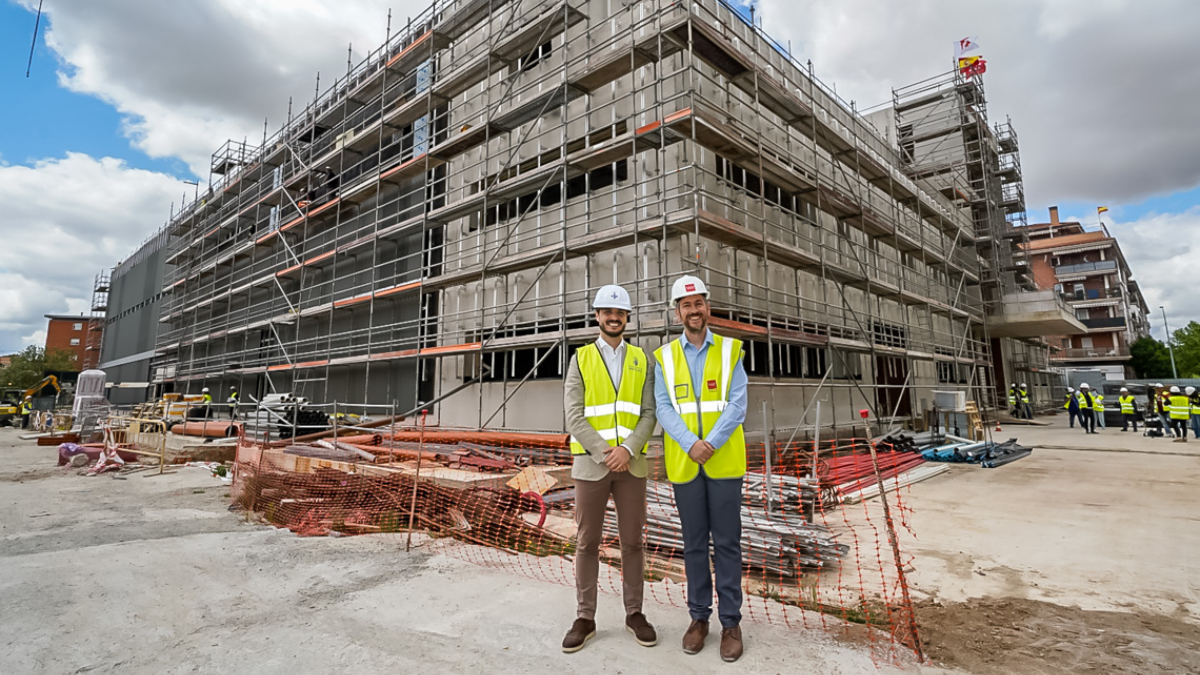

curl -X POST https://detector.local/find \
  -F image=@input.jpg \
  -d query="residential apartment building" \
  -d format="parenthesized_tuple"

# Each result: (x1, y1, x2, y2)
(1021, 206, 1150, 376)
(42, 314, 94, 369)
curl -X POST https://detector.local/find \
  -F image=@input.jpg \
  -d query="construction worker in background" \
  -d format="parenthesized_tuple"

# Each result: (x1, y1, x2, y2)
(201, 387, 213, 419)
(1188, 386, 1200, 440)
(1076, 384, 1097, 434)
(228, 387, 239, 420)
(1018, 383, 1032, 419)
(1168, 386, 1190, 443)
(1007, 384, 1020, 417)
(1063, 387, 1080, 428)
(1093, 389, 1106, 428)
(654, 274, 747, 662)
(1156, 384, 1174, 438)
(561, 284, 658, 654)
(20, 395, 31, 430)
(1119, 387, 1138, 432)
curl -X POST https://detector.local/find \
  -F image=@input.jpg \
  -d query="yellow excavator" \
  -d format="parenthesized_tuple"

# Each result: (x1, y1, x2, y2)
(0, 375, 61, 426)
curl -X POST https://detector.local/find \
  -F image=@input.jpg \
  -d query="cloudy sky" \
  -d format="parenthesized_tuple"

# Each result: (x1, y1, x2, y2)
(2, 0, 1199, 354)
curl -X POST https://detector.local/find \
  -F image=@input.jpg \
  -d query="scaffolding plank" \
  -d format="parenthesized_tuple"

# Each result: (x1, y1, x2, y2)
(387, 30, 451, 74)
(491, 2, 587, 64)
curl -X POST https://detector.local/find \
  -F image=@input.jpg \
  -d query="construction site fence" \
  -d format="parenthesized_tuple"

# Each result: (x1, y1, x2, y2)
(231, 428, 928, 665)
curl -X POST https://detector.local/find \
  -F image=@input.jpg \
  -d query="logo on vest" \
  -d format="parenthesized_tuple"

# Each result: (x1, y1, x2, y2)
(707, 379, 717, 390)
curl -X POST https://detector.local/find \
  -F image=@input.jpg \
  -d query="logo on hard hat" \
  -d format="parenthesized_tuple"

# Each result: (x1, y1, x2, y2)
(611, 291, 619, 299)
(685, 283, 696, 292)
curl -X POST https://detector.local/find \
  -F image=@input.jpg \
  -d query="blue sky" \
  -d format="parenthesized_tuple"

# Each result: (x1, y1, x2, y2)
(0, 1, 188, 177)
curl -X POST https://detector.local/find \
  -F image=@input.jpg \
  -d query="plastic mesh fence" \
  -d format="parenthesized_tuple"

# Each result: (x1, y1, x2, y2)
(232, 426, 925, 664)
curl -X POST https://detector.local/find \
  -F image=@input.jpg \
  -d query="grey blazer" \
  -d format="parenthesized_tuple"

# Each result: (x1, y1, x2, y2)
(564, 350, 656, 481)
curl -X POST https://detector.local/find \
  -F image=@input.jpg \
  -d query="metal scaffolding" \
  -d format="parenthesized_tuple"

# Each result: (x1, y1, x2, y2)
(151, 0, 1028, 435)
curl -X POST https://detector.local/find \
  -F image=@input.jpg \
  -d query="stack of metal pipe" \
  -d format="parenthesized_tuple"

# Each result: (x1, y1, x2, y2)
(603, 481, 847, 576)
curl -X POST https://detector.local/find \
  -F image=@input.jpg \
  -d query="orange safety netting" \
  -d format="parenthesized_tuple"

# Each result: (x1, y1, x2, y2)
(231, 427, 925, 664)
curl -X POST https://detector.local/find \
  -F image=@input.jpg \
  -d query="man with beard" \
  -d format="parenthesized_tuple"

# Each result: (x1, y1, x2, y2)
(561, 284, 658, 653)
(653, 274, 748, 662)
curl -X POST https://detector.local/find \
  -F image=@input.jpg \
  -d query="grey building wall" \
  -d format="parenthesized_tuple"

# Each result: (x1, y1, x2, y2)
(99, 229, 170, 405)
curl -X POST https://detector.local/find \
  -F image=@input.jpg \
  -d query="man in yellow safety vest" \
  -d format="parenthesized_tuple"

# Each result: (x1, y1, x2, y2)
(1168, 386, 1190, 443)
(561, 284, 658, 653)
(653, 274, 748, 663)
(20, 396, 32, 430)
(1118, 387, 1138, 432)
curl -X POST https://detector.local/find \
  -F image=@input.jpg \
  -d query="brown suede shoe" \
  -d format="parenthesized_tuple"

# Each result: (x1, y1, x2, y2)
(625, 612, 658, 647)
(682, 619, 709, 654)
(562, 618, 596, 653)
(720, 625, 743, 662)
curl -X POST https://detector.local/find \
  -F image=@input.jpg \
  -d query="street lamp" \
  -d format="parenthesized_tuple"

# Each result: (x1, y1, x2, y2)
(1160, 305, 1179, 379)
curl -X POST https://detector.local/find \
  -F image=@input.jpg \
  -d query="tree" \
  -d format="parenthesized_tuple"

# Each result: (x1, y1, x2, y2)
(1169, 321, 1200, 378)
(0, 346, 76, 389)
(1129, 336, 1174, 379)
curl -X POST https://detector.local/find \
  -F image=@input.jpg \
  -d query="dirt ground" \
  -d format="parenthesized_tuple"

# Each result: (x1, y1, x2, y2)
(2, 418, 1198, 674)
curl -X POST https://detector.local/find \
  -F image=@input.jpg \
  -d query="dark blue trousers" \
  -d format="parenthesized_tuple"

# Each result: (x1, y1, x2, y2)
(672, 471, 743, 628)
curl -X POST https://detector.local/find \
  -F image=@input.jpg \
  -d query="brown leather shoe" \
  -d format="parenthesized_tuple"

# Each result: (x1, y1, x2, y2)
(720, 625, 743, 662)
(625, 611, 658, 646)
(682, 619, 709, 654)
(562, 618, 596, 653)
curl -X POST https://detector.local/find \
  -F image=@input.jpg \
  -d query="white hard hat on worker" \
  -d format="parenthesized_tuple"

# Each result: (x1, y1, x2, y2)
(592, 284, 632, 311)
(670, 274, 709, 308)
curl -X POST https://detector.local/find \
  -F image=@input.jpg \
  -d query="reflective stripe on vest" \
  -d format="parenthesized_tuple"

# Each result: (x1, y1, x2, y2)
(1019, 389, 1030, 403)
(1119, 395, 1135, 414)
(653, 334, 747, 484)
(1169, 395, 1190, 420)
(568, 343, 648, 455)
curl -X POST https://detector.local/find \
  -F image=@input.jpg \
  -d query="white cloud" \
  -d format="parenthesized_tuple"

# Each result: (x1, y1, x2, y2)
(1100, 207, 1200, 336)
(758, 0, 1200, 205)
(26, 0, 429, 176)
(0, 154, 184, 352)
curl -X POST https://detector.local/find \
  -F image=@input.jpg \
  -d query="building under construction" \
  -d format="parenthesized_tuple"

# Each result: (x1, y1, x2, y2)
(112, 0, 1080, 433)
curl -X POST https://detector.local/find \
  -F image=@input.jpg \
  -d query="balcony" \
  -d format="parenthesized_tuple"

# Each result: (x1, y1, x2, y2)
(1050, 346, 1132, 362)
(1055, 259, 1117, 278)
(985, 290, 1089, 338)
(1080, 316, 1127, 331)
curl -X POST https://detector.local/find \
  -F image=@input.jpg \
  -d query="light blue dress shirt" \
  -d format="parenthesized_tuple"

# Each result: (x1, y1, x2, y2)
(654, 329, 749, 454)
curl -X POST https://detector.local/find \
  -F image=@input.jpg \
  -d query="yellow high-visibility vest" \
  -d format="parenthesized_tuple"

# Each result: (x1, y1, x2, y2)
(1093, 394, 1105, 411)
(569, 343, 649, 456)
(654, 334, 747, 484)
(1119, 395, 1135, 414)
(1169, 394, 1190, 420)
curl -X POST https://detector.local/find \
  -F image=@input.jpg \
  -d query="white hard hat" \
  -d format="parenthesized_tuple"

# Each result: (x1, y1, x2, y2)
(1080, 383, 1090, 389)
(1067, 387, 1074, 392)
(1020, 383, 1027, 388)
(1170, 386, 1181, 393)
(1120, 387, 1128, 392)
(1187, 387, 1196, 395)
(670, 274, 709, 308)
(592, 284, 632, 311)
(202, 387, 209, 392)
(1156, 383, 1164, 388)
